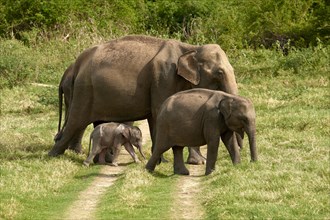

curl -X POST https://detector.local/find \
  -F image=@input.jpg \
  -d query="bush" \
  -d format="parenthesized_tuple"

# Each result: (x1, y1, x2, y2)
(0, 39, 37, 89)
(230, 42, 330, 78)
(0, 38, 75, 89)
(0, 0, 328, 48)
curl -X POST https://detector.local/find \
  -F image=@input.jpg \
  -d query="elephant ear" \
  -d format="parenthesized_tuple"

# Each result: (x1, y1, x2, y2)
(219, 98, 234, 120)
(177, 50, 200, 85)
(117, 124, 130, 139)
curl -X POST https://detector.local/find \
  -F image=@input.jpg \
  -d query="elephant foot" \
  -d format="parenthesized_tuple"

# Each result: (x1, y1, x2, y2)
(186, 156, 205, 165)
(174, 166, 190, 175)
(93, 152, 114, 164)
(110, 162, 118, 167)
(68, 148, 82, 154)
(232, 158, 241, 165)
(134, 159, 141, 163)
(83, 161, 90, 167)
(145, 161, 156, 172)
(105, 151, 114, 163)
(205, 168, 215, 175)
(68, 144, 82, 154)
(48, 147, 65, 157)
(187, 147, 206, 165)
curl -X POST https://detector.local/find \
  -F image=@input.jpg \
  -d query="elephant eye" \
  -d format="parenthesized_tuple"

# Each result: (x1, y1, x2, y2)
(215, 69, 224, 78)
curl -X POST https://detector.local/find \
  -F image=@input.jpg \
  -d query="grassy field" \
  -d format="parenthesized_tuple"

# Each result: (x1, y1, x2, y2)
(0, 38, 329, 219)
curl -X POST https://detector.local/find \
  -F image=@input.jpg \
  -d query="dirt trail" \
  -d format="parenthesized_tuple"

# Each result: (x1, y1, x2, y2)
(63, 120, 150, 220)
(63, 163, 125, 220)
(171, 146, 206, 220)
(63, 120, 205, 219)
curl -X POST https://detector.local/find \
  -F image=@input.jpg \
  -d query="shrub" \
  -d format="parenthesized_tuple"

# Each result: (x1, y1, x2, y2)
(0, 39, 38, 89)
(1, 0, 328, 49)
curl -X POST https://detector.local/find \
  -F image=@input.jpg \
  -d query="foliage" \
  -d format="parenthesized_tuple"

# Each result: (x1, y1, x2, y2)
(0, 0, 328, 48)
(0, 39, 36, 89)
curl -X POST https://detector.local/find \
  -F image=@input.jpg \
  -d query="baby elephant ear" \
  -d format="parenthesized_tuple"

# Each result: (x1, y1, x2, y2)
(122, 127, 130, 139)
(219, 98, 234, 119)
(177, 50, 200, 85)
(117, 124, 130, 139)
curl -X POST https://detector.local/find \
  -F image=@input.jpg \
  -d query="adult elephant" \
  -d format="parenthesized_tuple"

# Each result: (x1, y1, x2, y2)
(54, 62, 205, 164)
(48, 35, 238, 157)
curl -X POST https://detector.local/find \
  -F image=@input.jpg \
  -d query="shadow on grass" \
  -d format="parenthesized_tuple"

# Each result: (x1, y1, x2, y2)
(0, 143, 54, 160)
(149, 170, 175, 178)
(74, 172, 124, 180)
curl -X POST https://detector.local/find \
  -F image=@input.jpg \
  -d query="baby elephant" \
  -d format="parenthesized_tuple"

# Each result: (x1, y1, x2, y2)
(84, 122, 145, 167)
(146, 88, 257, 175)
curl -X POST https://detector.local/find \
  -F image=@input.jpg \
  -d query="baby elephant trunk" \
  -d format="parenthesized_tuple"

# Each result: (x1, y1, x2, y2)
(246, 125, 257, 162)
(137, 143, 146, 159)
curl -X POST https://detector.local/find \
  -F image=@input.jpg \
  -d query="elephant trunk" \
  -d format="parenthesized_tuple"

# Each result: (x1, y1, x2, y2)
(246, 124, 257, 162)
(138, 144, 146, 159)
(223, 67, 238, 95)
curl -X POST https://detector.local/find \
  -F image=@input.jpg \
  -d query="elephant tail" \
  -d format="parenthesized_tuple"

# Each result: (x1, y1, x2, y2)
(53, 81, 64, 142)
(57, 84, 64, 133)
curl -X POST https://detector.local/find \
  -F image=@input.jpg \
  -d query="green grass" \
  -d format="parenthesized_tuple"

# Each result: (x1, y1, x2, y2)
(0, 38, 329, 219)
(200, 74, 330, 219)
(0, 84, 97, 219)
(95, 164, 178, 219)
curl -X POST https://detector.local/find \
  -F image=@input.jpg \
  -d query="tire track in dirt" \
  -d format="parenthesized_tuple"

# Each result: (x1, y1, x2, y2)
(63, 120, 150, 220)
(171, 146, 206, 220)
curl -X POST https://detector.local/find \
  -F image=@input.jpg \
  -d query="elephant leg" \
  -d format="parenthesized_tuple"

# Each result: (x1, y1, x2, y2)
(205, 138, 220, 175)
(173, 146, 189, 175)
(49, 86, 95, 156)
(92, 121, 105, 163)
(186, 146, 206, 165)
(221, 131, 241, 164)
(68, 128, 85, 153)
(123, 142, 140, 163)
(98, 148, 108, 164)
(49, 122, 87, 156)
(148, 116, 155, 152)
(110, 141, 122, 167)
(145, 143, 170, 172)
(148, 116, 168, 163)
(235, 131, 244, 150)
(83, 144, 103, 167)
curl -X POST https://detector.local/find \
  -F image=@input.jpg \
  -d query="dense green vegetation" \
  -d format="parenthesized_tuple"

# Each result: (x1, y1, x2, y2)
(1, 0, 328, 47)
(0, 1, 329, 219)
(1, 0, 329, 89)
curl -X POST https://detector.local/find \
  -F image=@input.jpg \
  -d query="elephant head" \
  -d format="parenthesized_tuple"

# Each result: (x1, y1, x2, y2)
(177, 44, 238, 95)
(121, 125, 145, 159)
(219, 97, 258, 162)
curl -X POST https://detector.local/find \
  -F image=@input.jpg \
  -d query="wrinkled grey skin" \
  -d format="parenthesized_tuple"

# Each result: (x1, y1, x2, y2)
(146, 89, 257, 175)
(83, 123, 145, 167)
(49, 35, 238, 157)
(54, 64, 133, 162)
(53, 63, 85, 152)
(53, 63, 205, 164)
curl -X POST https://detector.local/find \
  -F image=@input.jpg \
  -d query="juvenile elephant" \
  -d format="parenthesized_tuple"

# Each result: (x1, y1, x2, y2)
(83, 123, 145, 167)
(49, 35, 238, 158)
(54, 63, 204, 164)
(145, 89, 257, 175)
